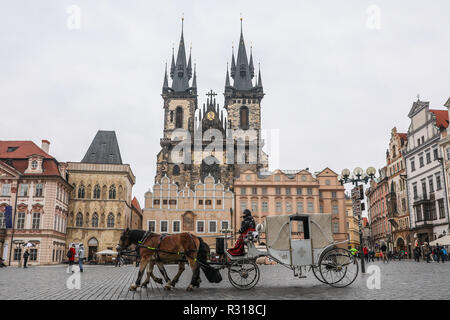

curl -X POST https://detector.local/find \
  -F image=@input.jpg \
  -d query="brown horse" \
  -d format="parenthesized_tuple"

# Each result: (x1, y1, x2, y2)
(118, 229, 221, 291)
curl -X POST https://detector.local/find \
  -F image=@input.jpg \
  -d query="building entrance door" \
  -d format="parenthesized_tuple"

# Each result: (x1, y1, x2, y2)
(88, 246, 97, 261)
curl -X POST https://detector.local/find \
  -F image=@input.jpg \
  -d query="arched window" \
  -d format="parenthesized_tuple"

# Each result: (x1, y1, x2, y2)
(109, 185, 116, 199)
(76, 213, 83, 227)
(93, 185, 101, 199)
(92, 213, 98, 227)
(240, 106, 249, 130)
(175, 107, 183, 129)
(173, 165, 180, 176)
(107, 213, 115, 228)
(32, 212, 41, 230)
(78, 185, 85, 199)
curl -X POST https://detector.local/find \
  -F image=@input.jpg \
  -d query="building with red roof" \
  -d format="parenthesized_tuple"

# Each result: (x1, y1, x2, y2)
(0, 140, 72, 266)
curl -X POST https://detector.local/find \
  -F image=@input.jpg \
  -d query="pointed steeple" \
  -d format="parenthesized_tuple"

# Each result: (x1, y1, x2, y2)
(170, 46, 175, 79)
(162, 62, 169, 93)
(171, 16, 190, 92)
(233, 16, 253, 90)
(187, 44, 192, 79)
(225, 63, 230, 87)
(230, 45, 236, 79)
(249, 44, 255, 79)
(192, 63, 197, 88)
(257, 63, 263, 88)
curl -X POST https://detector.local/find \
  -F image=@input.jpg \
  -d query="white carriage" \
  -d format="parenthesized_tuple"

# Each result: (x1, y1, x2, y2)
(225, 213, 359, 289)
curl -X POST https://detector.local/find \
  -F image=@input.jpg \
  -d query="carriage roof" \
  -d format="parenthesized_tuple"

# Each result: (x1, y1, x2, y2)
(264, 213, 334, 251)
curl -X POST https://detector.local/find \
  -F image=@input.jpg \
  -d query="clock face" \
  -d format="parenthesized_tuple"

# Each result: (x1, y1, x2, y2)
(206, 111, 215, 121)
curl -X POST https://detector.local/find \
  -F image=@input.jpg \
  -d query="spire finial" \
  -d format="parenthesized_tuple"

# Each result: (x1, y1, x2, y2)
(417, 93, 420, 101)
(240, 13, 243, 33)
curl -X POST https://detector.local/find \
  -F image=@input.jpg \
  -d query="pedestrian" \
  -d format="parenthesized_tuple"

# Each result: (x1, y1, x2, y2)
(369, 249, 375, 262)
(363, 247, 369, 262)
(423, 242, 431, 263)
(380, 243, 388, 263)
(78, 244, 85, 272)
(23, 249, 29, 268)
(67, 244, 76, 273)
(413, 246, 421, 262)
(433, 245, 440, 263)
(442, 247, 447, 263)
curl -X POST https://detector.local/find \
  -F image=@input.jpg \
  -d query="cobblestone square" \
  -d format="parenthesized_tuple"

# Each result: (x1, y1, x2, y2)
(1, 259, 450, 300)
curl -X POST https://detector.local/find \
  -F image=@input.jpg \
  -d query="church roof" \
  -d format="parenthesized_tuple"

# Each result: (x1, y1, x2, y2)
(430, 109, 449, 129)
(81, 130, 123, 165)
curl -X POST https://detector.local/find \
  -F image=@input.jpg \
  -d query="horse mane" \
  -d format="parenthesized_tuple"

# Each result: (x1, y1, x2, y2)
(127, 229, 159, 244)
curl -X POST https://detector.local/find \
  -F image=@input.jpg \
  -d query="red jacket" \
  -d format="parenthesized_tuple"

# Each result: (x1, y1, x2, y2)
(69, 248, 76, 262)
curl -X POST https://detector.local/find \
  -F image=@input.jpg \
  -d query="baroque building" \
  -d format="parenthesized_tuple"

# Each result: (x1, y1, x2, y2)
(345, 193, 360, 249)
(233, 168, 348, 243)
(0, 140, 72, 266)
(403, 98, 449, 245)
(155, 19, 268, 191)
(66, 131, 137, 261)
(366, 167, 392, 250)
(385, 127, 411, 254)
(438, 97, 450, 241)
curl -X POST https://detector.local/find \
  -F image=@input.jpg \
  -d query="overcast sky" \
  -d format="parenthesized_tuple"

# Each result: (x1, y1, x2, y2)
(1, 0, 450, 207)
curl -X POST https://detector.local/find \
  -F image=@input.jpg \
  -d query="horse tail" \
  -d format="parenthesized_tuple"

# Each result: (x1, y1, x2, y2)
(197, 237, 222, 283)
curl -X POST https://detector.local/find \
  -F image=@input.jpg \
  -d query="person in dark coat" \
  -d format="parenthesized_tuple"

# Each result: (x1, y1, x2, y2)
(413, 246, 421, 262)
(227, 209, 256, 256)
(23, 249, 30, 268)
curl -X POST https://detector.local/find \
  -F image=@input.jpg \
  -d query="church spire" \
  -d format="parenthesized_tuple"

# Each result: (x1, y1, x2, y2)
(249, 44, 255, 79)
(187, 44, 192, 79)
(192, 63, 197, 88)
(171, 16, 190, 92)
(230, 45, 236, 79)
(257, 63, 263, 88)
(170, 46, 175, 78)
(225, 63, 231, 87)
(162, 62, 169, 93)
(232, 15, 253, 90)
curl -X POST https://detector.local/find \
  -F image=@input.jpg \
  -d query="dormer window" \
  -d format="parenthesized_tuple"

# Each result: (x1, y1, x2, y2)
(31, 160, 38, 170)
(7, 146, 18, 152)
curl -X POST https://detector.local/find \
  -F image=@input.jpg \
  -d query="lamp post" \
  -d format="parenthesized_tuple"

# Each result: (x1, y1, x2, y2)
(338, 166, 377, 274)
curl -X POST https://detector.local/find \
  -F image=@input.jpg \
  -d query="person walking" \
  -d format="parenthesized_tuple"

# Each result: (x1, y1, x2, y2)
(78, 244, 85, 272)
(369, 249, 375, 262)
(363, 247, 369, 262)
(433, 246, 440, 263)
(23, 249, 30, 268)
(413, 246, 421, 262)
(67, 244, 76, 273)
(380, 243, 388, 263)
(423, 243, 431, 263)
(442, 246, 447, 263)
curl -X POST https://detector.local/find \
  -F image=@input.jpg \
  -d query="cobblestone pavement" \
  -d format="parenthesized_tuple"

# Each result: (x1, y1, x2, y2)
(1, 259, 450, 300)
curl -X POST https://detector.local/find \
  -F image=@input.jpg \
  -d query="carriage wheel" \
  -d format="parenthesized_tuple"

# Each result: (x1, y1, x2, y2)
(228, 259, 260, 290)
(318, 248, 358, 288)
(311, 266, 326, 284)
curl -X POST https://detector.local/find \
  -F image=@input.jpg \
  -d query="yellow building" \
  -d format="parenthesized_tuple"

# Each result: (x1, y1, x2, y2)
(234, 168, 348, 243)
(345, 194, 360, 249)
(65, 131, 136, 261)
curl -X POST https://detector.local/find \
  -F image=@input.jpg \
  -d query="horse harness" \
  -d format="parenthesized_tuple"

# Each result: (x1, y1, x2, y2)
(137, 232, 201, 264)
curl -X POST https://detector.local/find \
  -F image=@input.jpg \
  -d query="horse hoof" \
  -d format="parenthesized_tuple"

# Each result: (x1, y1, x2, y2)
(164, 285, 172, 290)
(129, 284, 138, 291)
(142, 284, 147, 288)
(186, 285, 193, 292)
(155, 278, 163, 284)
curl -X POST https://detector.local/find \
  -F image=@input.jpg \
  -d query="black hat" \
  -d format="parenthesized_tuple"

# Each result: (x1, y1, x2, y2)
(242, 209, 252, 217)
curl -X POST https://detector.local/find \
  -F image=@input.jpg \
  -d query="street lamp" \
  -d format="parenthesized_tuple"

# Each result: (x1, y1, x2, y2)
(339, 166, 377, 274)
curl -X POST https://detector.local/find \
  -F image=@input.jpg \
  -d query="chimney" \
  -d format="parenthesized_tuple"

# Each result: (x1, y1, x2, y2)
(41, 140, 50, 154)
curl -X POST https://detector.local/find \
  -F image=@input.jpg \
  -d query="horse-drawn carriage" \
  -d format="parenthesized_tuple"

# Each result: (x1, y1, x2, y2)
(118, 212, 358, 291)
(211, 213, 359, 289)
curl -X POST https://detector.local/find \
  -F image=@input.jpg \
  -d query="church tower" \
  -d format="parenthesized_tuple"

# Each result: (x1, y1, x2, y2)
(156, 18, 197, 188)
(224, 18, 268, 176)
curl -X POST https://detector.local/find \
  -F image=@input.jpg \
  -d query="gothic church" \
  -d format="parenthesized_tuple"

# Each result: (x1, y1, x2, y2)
(155, 20, 268, 190)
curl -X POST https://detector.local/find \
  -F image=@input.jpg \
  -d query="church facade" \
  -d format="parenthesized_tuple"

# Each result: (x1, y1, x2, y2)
(155, 20, 268, 191)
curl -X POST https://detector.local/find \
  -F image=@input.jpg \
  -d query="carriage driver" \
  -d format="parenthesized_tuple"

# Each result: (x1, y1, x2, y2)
(227, 209, 256, 256)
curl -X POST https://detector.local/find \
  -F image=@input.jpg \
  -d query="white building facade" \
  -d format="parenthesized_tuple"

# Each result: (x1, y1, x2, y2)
(403, 99, 449, 245)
